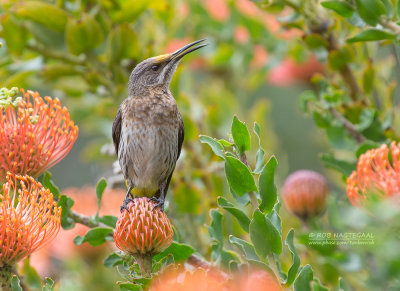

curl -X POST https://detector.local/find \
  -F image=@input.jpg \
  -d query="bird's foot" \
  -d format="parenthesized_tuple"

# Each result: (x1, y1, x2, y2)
(149, 197, 165, 212)
(120, 197, 135, 213)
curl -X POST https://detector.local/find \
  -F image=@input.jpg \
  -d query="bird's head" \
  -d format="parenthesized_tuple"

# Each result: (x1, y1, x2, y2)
(128, 39, 207, 96)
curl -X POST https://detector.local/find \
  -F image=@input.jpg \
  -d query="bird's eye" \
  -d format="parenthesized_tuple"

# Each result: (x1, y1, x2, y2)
(151, 65, 159, 71)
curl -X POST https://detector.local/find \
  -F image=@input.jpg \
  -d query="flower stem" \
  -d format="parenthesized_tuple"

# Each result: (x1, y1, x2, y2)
(0, 264, 12, 291)
(133, 254, 153, 277)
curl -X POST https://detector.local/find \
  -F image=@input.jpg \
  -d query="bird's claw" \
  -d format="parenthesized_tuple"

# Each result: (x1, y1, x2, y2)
(149, 197, 165, 212)
(120, 197, 135, 213)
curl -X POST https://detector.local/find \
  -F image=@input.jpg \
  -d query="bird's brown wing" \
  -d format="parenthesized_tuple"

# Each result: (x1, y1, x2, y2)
(112, 107, 122, 156)
(177, 116, 184, 159)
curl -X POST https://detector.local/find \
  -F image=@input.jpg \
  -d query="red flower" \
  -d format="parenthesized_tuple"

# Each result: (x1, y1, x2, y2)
(114, 198, 173, 256)
(0, 89, 78, 180)
(282, 170, 330, 220)
(347, 142, 400, 206)
(0, 172, 61, 266)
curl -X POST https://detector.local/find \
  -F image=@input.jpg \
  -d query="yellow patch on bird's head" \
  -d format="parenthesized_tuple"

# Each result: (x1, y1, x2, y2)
(154, 54, 171, 63)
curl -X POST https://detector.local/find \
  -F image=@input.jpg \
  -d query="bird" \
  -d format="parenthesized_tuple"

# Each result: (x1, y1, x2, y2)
(112, 39, 207, 211)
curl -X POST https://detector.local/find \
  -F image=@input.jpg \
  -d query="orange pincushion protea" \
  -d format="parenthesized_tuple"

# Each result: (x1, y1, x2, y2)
(347, 142, 400, 206)
(151, 267, 230, 291)
(0, 173, 61, 266)
(114, 198, 173, 256)
(0, 89, 78, 180)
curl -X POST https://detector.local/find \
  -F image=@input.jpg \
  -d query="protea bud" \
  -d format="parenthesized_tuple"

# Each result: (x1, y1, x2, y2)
(282, 170, 329, 221)
(114, 198, 173, 276)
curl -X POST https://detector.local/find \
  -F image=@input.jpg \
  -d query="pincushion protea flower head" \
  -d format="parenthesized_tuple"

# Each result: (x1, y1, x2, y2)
(114, 197, 173, 276)
(282, 170, 329, 220)
(347, 142, 400, 206)
(0, 88, 78, 180)
(114, 198, 173, 255)
(0, 173, 61, 266)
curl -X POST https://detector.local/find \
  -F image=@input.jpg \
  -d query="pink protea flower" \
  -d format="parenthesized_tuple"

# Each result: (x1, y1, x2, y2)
(0, 173, 61, 266)
(347, 142, 400, 206)
(282, 170, 330, 220)
(0, 88, 78, 180)
(114, 198, 173, 276)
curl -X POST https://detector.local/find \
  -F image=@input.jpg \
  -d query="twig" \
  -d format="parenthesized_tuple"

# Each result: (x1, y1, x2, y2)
(26, 43, 84, 65)
(329, 108, 366, 143)
(69, 209, 106, 228)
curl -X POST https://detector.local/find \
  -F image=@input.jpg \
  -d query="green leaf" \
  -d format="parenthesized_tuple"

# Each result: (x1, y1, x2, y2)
(225, 156, 258, 196)
(254, 149, 265, 174)
(253, 122, 262, 145)
(229, 235, 260, 261)
(218, 139, 234, 147)
(267, 204, 282, 235)
(112, 0, 149, 23)
(0, 14, 28, 56)
(294, 265, 314, 291)
(58, 195, 75, 230)
(299, 90, 317, 112)
(355, 0, 386, 26)
(328, 46, 354, 70)
(321, 1, 354, 17)
(253, 123, 265, 174)
(104, 253, 124, 268)
(320, 153, 356, 176)
(200, 135, 225, 159)
(23, 259, 42, 289)
(347, 28, 395, 42)
(356, 141, 379, 158)
(66, 14, 104, 55)
(250, 210, 282, 258)
(42, 172, 61, 200)
(106, 24, 138, 62)
(118, 282, 142, 291)
(11, 276, 22, 291)
(95, 178, 107, 216)
(207, 209, 223, 244)
(231, 116, 251, 154)
(74, 227, 113, 246)
(304, 34, 328, 49)
(259, 156, 278, 213)
(99, 215, 118, 228)
(42, 278, 55, 291)
(153, 242, 195, 263)
(285, 229, 301, 286)
(218, 196, 250, 232)
(12, 1, 68, 31)
(313, 278, 330, 291)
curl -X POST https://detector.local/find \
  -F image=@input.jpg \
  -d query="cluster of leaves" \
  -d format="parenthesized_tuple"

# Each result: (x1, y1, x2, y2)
(251, 0, 400, 178)
(200, 115, 336, 290)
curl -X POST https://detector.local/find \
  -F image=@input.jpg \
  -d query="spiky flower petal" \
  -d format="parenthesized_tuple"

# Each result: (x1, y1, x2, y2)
(347, 142, 400, 206)
(0, 88, 78, 180)
(282, 170, 329, 220)
(0, 173, 61, 266)
(114, 198, 173, 255)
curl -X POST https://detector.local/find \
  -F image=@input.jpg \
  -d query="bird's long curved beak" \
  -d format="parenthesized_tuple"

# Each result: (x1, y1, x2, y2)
(169, 39, 207, 63)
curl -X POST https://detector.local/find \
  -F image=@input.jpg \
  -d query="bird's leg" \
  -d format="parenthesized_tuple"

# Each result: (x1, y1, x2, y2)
(120, 184, 135, 212)
(151, 186, 165, 212)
